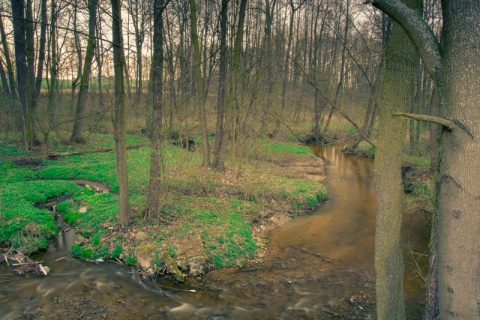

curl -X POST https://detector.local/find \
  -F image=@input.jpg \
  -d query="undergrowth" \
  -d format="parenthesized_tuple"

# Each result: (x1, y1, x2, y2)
(0, 133, 327, 270)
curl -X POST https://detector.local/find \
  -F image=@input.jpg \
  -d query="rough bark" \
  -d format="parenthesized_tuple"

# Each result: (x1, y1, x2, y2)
(373, 0, 420, 318)
(11, 0, 35, 148)
(147, 0, 165, 219)
(111, 0, 131, 229)
(368, 0, 480, 318)
(433, 1, 480, 318)
(428, 85, 440, 173)
(11, 0, 26, 109)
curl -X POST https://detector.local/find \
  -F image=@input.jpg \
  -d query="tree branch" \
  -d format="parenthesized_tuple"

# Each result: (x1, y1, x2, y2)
(392, 113, 454, 130)
(364, 0, 441, 78)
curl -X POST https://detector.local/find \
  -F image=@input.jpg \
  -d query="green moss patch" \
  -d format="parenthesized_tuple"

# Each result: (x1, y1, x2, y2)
(1, 133, 328, 273)
(261, 142, 315, 156)
(0, 180, 80, 254)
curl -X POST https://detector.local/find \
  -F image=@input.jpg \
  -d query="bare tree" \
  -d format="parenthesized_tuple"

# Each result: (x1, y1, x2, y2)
(212, 0, 228, 171)
(147, 0, 165, 218)
(0, 10, 16, 96)
(189, 0, 209, 167)
(71, 0, 99, 143)
(111, 0, 131, 229)
(11, 0, 36, 148)
(35, 0, 47, 97)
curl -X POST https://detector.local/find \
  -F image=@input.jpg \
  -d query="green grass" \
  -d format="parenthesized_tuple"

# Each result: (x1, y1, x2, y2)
(167, 196, 258, 268)
(0, 161, 38, 183)
(403, 155, 431, 168)
(358, 141, 376, 158)
(0, 141, 30, 158)
(261, 142, 315, 156)
(278, 178, 328, 210)
(0, 133, 328, 272)
(0, 180, 80, 254)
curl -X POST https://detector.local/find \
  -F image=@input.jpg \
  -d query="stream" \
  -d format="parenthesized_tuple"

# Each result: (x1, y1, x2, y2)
(0, 145, 428, 319)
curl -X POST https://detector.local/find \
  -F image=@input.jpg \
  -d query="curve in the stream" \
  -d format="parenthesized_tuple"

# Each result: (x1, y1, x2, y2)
(0, 145, 426, 319)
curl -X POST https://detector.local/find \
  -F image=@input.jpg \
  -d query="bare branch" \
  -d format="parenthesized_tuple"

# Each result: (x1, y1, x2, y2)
(365, 0, 441, 78)
(392, 113, 454, 130)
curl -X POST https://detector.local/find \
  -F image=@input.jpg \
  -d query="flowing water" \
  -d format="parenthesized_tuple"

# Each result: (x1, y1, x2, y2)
(0, 145, 428, 319)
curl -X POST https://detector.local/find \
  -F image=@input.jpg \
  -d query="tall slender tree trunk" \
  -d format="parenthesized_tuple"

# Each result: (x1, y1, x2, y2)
(25, 0, 36, 134)
(225, 0, 247, 161)
(95, 15, 104, 106)
(0, 59, 9, 93)
(212, 0, 228, 171)
(428, 85, 439, 173)
(147, 0, 165, 218)
(71, 0, 83, 106)
(189, 0, 209, 167)
(0, 12, 16, 97)
(273, 0, 298, 137)
(261, 0, 276, 133)
(11, 0, 35, 148)
(35, 0, 47, 97)
(353, 53, 385, 149)
(432, 1, 480, 317)
(311, 2, 325, 141)
(373, 0, 420, 318)
(71, 0, 99, 143)
(111, 0, 130, 229)
(323, 0, 350, 134)
(43, 0, 58, 158)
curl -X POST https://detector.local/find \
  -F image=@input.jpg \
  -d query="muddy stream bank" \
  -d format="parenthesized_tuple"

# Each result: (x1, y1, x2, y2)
(0, 145, 428, 319)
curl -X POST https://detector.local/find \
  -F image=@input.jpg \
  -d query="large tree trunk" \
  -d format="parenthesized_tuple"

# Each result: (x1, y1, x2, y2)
(71, 0, 99, 143)
(11, 0, 35, 148)
(433, 1, 480, 317)
(367, 0, 479, 318)
(147, 0, 164, 219)
(111, 0, 131, 229)
(373, 0, 419, 318)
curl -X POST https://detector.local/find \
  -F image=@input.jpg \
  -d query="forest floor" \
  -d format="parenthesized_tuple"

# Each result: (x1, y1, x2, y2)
(0, 120, 434, 285)
(0, 130, 328, 279)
